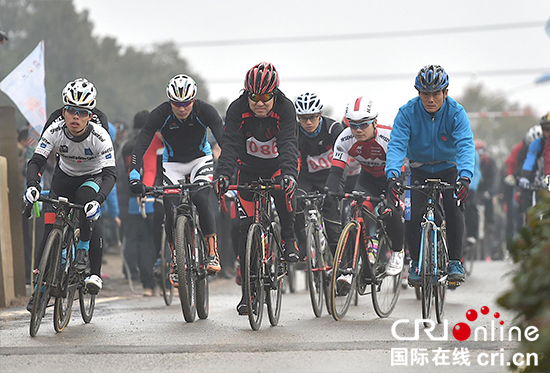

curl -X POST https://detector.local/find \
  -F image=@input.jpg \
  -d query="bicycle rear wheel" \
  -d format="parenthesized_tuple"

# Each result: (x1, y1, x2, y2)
(305, 224, 323, 317)
(266, 222, 283, 326)
(30, 228, 62, 337)
(195, 232, 209, 320)
(435, 229, 449, 324)
(421, 225, 434, 327)
(330, 221, 360, 321)
(175, 215, 196, 322)
(371, 234, 403, 318)
(54, 231, 76, 333)
(78, 285, 96, 323)
(245, 223, 265, 330)
(159, 230, 174, 306)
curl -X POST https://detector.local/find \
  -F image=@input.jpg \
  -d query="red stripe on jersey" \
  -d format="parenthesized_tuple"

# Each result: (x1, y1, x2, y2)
(354, 97, 363, 111)
(331, 158, 347, 169)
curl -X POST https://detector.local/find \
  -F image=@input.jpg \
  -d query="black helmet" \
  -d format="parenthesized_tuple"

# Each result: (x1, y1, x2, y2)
(414, 65, 449, 92)
(540, 113, 550, 126)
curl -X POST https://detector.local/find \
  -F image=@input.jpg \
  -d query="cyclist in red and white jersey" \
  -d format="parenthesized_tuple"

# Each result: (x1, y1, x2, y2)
(325, 96, 405, 288)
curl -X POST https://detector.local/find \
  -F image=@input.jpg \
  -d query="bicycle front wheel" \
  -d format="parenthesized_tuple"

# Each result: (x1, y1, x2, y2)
(159, 229, 174, 306)
(245, 223, 265, 330)
(30, 228, 62, 337)
(266, 222, 283, 326)
(371, 234, 402, 318)
(305, 224, 323, 317)
(330, 221, 360, 321)
(421, 225, 434, 327)
(175, 215, 196, 322)
(195, 232, 209, 320)
(435, 229, 449, 324)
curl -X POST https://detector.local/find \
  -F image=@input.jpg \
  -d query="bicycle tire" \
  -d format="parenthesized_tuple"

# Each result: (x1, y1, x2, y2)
(421, 225, 434, 327)
(371, 234, 403, 318)
(435, 228, 449, 324)
(286, 263, 297, 293)
(175, 215, 196, 322)
(195, 231, 209, 320)
(245, 223, 265, 330)
(54, 228, 76, 333)
(78, 286, 96, 323)
(160, 230, 174, 306)
(305, 224, 323, 317)
(330, 221, 360, 321)
(30, 228, 62, 337)
(266, 221, 283, 326)
(322, 238, 333, 316)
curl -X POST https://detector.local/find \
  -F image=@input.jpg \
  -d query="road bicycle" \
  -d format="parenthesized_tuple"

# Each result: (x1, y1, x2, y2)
(329, 191, 402, 321)
(221, 179, 286, 330)
(25, 195, 95, 337)
(296, 192, 332, 317)
(405, 179, 457, 327)
(140, 196, 174, 306)
(144, 178, 211, 322)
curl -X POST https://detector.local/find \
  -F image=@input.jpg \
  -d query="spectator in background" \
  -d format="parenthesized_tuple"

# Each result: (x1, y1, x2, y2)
(120, 111, 160, 296)
(0, 30, 8, 44)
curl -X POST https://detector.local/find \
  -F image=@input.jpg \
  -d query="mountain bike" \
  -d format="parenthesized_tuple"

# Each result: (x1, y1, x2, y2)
(221, 179, 286, 330)
(329, 191, 402, 321)
(296, 192, 332, 317)
(25, 195, 95, 337)
(144, 179, 211, 322)
(405, 179, 457, 327)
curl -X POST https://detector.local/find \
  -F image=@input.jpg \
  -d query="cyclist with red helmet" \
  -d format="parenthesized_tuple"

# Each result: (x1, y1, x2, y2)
(385, 65, 475, 286)
(129, 74, 224, 276)
(215, 62, 300, 315)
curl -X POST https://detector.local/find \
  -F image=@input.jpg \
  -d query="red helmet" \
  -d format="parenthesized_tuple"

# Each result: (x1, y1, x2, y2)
(244, 62, 279, 94)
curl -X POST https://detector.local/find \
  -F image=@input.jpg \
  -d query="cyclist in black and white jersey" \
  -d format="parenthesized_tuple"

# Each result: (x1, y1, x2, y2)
(129, 74, 224, 275)
(24, 78, 116, 309)
(294, 92, 343, 258)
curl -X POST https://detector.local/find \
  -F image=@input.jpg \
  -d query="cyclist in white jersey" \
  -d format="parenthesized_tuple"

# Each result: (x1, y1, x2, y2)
(24, 78, 116, 310)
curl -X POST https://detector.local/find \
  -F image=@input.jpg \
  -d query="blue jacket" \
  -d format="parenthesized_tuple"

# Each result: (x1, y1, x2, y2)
(385, 96, 475, 180)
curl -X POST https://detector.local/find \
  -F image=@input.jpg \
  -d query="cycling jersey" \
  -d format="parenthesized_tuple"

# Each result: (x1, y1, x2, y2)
(131, 100, 223, 170)
(331, 125, 392, 178)
(385, 96, 475, 180)
(216, 91, 299, 179)
(521, 136, 546, 181)
(298, 116, 343, 186)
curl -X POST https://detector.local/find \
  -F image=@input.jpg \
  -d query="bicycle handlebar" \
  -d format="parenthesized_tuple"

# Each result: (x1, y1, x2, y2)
(327, 190, 384, 204)
(219, 179, 283, 213)
(144, 180, 214, 196)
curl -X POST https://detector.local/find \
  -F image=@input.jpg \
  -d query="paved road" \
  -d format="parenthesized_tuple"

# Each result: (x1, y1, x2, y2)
(0, 258, 532, 373)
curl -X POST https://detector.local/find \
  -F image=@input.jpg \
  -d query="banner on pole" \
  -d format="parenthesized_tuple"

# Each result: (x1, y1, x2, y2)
(0, 41, 47, 136)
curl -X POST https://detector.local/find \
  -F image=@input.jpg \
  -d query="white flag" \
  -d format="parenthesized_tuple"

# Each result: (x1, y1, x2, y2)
(0, 41, 46, 134)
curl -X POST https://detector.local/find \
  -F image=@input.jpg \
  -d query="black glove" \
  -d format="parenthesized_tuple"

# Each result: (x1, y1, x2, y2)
(387, 177, 403, 206)
(215, 175, 230, 197)
(455, 177, 470, 203)
(129, 179, 145, 196)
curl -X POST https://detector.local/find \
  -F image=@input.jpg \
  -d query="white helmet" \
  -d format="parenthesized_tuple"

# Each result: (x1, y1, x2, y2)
(294, 92, 323, 115)
(62, 78, 97, 109)
(344, 96, 378, 123)
(166, 74, 197, 102)
(525, 124, 542, 144)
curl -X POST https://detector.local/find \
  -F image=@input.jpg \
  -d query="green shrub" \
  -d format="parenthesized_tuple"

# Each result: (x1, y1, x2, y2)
(498, 190, 550, 372)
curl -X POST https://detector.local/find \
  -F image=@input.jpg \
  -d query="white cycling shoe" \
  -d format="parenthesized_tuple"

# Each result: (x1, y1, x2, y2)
(85, 274, 103, 294)
(386, 250, 404, 276)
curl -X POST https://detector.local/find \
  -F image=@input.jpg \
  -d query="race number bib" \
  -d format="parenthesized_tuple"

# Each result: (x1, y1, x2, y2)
(307, 149, 333, 173)
(246, 137, 279, 159)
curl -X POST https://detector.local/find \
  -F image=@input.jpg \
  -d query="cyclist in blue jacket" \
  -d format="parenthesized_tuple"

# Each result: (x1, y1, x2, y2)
(385, 65, 475, 286)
